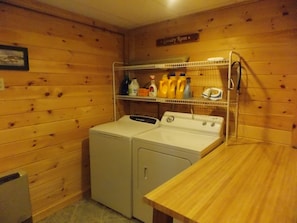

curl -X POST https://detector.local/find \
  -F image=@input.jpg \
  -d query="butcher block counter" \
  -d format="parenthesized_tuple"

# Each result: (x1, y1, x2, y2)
(144, 140, 297, 223)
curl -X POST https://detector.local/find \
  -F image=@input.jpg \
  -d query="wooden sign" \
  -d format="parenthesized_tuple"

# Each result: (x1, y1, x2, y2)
(156, 33, 199, 47)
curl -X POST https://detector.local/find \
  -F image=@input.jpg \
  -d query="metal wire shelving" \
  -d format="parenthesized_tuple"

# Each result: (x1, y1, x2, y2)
(112, 51, 241, 144)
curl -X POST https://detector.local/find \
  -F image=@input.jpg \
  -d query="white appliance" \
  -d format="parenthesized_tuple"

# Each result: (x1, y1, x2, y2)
(0, 171, 32, 223)
(89, 115, 159, 218)
(132, 111, 224, 223)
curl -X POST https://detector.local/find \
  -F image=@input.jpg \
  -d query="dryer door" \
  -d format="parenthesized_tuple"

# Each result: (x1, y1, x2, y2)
(133, 147, 191, 223)
(138, 148, 191, 194)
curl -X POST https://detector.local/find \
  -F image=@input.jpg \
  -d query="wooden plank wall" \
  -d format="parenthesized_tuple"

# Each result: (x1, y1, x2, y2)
(126, 0, 297, 146)
(0, 1, 123, 221)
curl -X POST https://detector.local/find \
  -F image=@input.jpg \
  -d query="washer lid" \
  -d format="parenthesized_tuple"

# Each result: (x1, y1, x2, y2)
(89, 115, 159, 137)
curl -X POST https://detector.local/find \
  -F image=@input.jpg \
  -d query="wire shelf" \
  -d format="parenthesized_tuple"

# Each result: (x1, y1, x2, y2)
(112, 51, 241, 145)
(114, 60, 229, 71)
(116, 95, 236, 107)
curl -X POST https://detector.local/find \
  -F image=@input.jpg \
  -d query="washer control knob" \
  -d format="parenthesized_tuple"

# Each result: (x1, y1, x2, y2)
(202, 121, 207, 126)
(211, 122, 215, 127)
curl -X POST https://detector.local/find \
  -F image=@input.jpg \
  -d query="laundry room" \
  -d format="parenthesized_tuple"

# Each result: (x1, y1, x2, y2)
(0, 0, 296, 222)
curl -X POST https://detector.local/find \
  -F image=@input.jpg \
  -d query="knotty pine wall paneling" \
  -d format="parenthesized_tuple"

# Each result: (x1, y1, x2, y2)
(126, 0, 297, 146)
(0, 1, 124, 221)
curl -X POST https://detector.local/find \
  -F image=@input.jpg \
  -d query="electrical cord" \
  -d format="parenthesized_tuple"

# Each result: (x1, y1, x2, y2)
(231, 61, 242, 92)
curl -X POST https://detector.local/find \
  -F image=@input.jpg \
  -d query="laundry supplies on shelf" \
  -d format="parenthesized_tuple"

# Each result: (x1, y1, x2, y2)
(202, 88, 223, 101)
(183, 77, 192, 99)
(167, 72, 177, 99)
(119, 73, 130, 95)
(128, 78, 139, 96)
(176, 73, 186, 99)
(157, 74, 168, 98)
(148, 75, 157, 97)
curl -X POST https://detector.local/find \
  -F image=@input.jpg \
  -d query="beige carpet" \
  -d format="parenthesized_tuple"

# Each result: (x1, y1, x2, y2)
(37, 199, 142, 223)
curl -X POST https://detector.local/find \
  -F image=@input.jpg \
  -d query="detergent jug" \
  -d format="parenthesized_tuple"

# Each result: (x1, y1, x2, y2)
(157, 74, 168, 98)
(128, 78, 139, 96)
(176, 73, 186, 99)
(167, 73, 177, 99)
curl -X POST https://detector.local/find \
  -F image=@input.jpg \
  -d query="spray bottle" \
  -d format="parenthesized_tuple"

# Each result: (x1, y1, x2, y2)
(149, 75, 157, 97)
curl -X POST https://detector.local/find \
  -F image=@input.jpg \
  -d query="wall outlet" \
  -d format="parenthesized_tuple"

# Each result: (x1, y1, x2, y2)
(0, 78, 5, 91)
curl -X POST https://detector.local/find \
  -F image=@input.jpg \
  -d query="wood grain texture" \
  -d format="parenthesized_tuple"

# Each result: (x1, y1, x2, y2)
(126, 0, 297, 145)
(0, 0, 296, 221)
(145, 140, 297, 223)
(0, 1, 123, 221)
(1, 0, 125, 34)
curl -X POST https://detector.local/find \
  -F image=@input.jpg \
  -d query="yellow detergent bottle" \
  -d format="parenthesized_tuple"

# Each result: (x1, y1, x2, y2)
(167, 73, 177, 99)
(176, 73, 186, 99)
(157, 74, 168, 98)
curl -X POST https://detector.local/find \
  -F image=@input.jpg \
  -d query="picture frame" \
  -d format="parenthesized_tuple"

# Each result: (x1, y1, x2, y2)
(0, 45, 29, 70)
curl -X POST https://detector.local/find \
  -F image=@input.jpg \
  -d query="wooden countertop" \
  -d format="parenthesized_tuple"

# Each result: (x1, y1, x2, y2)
(144, 140, 297, 223)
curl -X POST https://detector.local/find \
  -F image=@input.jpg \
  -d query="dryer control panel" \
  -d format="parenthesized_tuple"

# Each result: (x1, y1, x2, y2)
(161, 111, 224, 136)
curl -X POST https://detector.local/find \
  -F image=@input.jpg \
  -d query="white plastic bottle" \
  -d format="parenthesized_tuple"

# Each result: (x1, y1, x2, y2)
(149, 75, 157, 97)
(183, 77, 192, 99)
(128, 78, 139, 96)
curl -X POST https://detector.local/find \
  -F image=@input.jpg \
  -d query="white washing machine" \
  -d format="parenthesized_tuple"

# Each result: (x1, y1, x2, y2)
(132, 111, 224, 223)
(89, 115, 159, 218)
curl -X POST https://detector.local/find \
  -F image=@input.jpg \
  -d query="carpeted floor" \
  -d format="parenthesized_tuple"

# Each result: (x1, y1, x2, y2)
(37, 199, 142, 223)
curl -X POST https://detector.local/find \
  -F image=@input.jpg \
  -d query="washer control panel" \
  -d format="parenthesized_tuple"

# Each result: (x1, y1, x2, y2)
(130, 115, 158, 124)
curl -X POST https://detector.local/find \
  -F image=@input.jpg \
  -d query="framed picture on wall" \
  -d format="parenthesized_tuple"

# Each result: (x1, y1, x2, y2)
(0, 45, 29, 70)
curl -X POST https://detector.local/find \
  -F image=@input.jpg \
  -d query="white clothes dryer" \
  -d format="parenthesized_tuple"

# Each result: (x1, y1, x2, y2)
(89, 115, 159, 218)
(132, 111, 224, 223)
